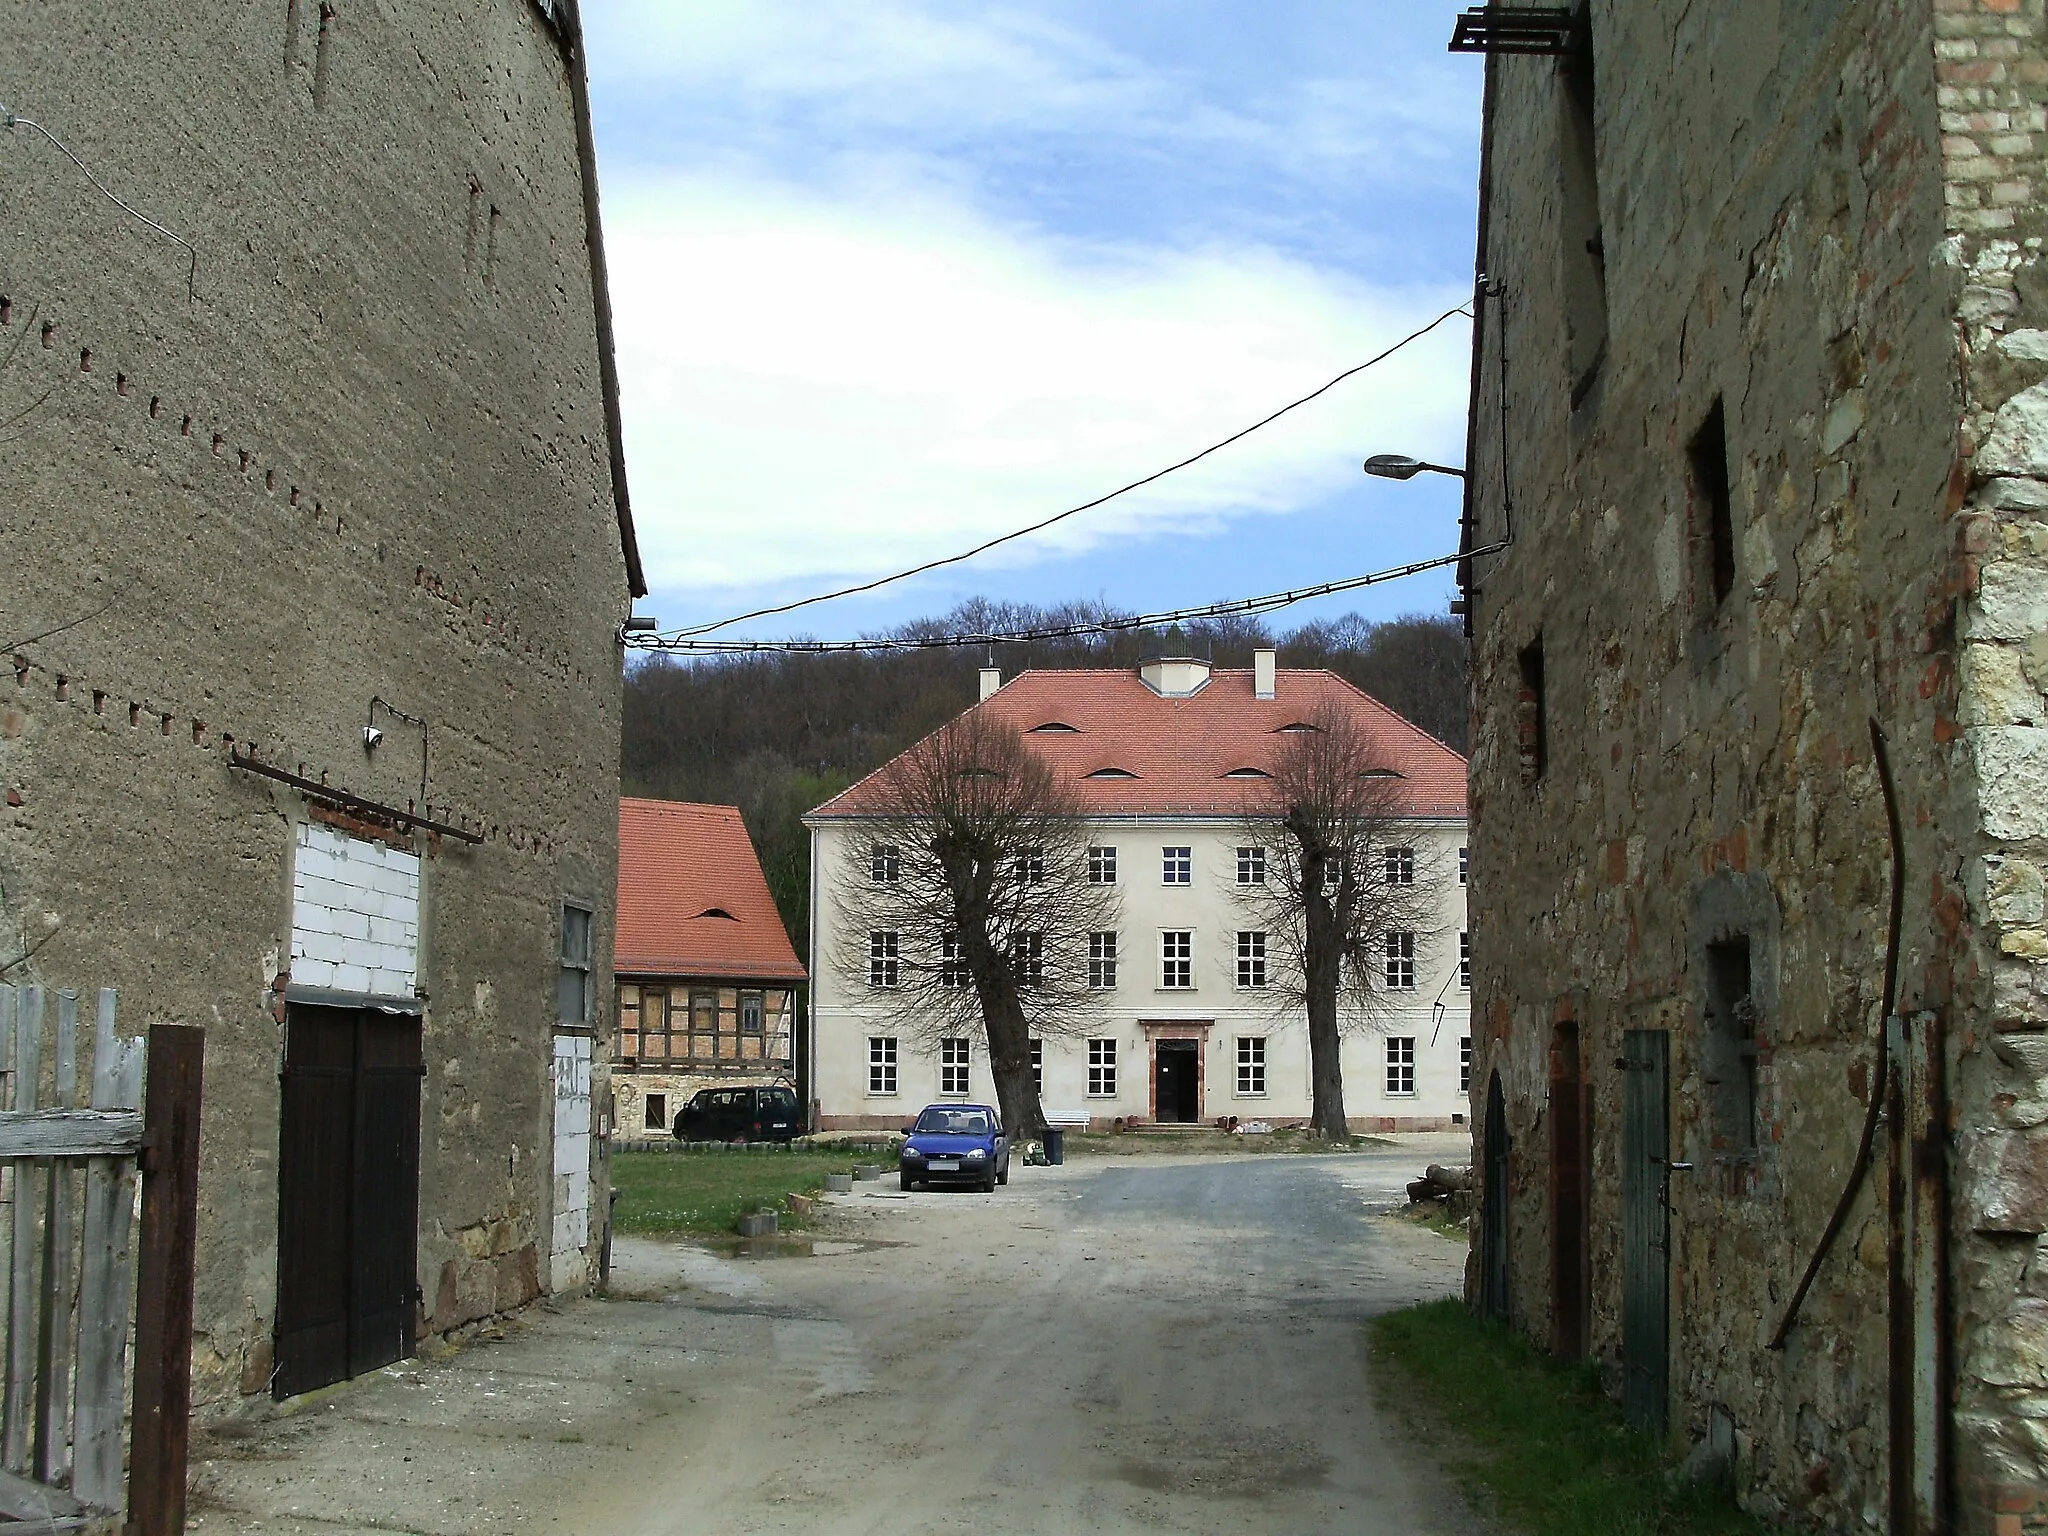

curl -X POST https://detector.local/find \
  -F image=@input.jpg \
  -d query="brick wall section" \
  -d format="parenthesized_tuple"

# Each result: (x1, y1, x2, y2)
(289, 823, 422, 997)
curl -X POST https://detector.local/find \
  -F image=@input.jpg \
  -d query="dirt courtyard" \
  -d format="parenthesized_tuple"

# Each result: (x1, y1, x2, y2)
(190, 1136, 1482, 1535)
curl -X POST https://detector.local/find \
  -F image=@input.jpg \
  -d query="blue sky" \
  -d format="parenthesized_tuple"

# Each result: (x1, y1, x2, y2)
(582, 2, 1483, 643)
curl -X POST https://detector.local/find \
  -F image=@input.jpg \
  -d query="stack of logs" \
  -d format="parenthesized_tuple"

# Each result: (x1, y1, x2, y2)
(1406, 1163, 1474, 1224)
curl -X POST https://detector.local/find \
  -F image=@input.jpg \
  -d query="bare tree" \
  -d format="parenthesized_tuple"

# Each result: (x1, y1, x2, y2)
(1233, 699, 1444, 1141)
(830, 709, 1119, 1138)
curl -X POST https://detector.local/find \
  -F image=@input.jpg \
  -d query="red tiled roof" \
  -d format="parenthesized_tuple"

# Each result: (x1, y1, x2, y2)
(810, 667, 1467, 819)
(616, 799, 807, 982)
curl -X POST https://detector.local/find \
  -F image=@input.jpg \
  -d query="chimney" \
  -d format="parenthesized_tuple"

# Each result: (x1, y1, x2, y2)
(1254, 649, 1277, 700)
(979, 666, 1002, 702)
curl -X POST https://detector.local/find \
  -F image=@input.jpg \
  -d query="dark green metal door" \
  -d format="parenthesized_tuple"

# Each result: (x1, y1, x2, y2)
(1621, 1029, 1669, 1435)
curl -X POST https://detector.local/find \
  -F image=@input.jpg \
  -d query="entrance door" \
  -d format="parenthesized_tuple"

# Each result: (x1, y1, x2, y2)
(1620, 1028, 1670, 1435)
(276, 1005, 423, 1398)
(1155, 1040, 1200, 1122)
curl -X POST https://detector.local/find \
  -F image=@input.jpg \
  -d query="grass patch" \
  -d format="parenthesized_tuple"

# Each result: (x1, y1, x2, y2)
(611, 1145, 891, 1235)
(1370, 1300, 1782, 1536)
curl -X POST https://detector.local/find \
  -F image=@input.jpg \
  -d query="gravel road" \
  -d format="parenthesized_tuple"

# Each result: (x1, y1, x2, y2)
(191, 1136, 1481, 1536)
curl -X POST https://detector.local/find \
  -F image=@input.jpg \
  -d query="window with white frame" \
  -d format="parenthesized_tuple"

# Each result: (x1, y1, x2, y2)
(1088, 845, 1117, 884)
(1236, 846, 1266, 885)
(868, 931, 900, 987)
(1012, 931, 1044, 988)
(1321, 854, 1344, 895)
(1162, 846, 1192, 885)
(1383, 846, 1415, 885)
(940, 1038, 971, 1096)
(871, 844, 900, 883)
(1236, 931, 1267, 989)
(1160, 930, 1193, 988)
(1088, 1038, 1118, 1097)
(1383, 930, 1416, 989)
(940, 933, 969, 988)
(558, 903, 593, 1026)
(1014, 846, 1045, 884)
(1459, 1036, 1473, 1094)
(1386, 1036, 1416, 1096)
(1031, 1038, 1043, 1094)
(1088, 931, 1118, 989)
(645, 1092, 667, 1130)
(868, 1037, 898, 1094)
(1236, 1036, 1267, 1095)
(1458, 846, 1469, 885)
(1459, 931, 1471, 990)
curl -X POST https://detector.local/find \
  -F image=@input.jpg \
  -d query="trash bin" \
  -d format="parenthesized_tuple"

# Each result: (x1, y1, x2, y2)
(1043, 1127, 1065, 1166)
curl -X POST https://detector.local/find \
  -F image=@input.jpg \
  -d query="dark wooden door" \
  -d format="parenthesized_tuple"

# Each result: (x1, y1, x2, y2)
(1621, 1028, 1670, 1436)
(1155, 1041, 1199, 1122)
(276, 1006, 423, 1398)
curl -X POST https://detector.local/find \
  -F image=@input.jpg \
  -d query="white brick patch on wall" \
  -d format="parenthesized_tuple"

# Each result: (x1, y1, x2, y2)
(290, 823, 421, 998)
(551, 1033, 593, 1291)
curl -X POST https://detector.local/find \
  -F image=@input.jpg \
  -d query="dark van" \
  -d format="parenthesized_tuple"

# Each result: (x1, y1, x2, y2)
(672, 1085, 802, 1144)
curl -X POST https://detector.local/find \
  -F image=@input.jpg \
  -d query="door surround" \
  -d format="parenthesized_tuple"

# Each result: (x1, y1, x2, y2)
(1139, 1020, 1211, 1124)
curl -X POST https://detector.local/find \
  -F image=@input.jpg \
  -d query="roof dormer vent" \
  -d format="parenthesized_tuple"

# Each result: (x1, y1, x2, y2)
(1138, 656, 1211, 698)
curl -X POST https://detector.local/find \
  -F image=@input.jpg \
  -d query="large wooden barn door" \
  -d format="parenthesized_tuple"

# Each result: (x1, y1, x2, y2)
(276, 1005, 422, 1398)
(1620, 1028, 1670, 1435)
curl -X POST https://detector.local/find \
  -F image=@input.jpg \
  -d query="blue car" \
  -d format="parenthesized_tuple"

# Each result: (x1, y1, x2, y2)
(899, 1104, 1010, 1192)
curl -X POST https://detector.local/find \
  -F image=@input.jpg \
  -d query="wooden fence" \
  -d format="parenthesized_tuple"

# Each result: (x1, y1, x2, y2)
(0, 986, 202, 1536)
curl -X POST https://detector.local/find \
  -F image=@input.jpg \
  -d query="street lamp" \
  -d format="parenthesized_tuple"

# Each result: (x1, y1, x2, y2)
(1363, 454, 1467, 480)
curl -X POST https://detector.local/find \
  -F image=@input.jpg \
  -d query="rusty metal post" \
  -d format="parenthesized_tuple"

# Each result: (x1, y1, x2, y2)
(127, 1025, 203, 1536)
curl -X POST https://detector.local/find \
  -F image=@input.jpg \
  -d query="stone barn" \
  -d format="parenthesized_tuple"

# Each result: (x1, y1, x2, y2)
(0, 1, 641, 1405)
(1459, 0, 2048, 1529)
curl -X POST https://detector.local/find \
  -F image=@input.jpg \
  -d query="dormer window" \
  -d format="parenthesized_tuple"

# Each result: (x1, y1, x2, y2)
(694, 907, 738, 921)
(1223, 767, 1272, 779)
(1086, 767, 1138, 779)
(1029, 721, 1081, 733)
(1276, 722, 1323, 734)
(1358, 768, 1404, 779)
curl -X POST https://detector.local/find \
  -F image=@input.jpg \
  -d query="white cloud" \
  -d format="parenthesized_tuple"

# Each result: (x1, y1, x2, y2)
(606, 174, 1472, 599)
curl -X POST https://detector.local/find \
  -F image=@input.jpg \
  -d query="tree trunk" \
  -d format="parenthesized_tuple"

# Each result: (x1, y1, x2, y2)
(1303, 909, 1351, 1143)
(982, 990, 1047, 1140)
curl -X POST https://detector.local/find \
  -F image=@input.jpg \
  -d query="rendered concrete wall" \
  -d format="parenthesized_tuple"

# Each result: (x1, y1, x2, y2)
(0, 1, 628, 1403)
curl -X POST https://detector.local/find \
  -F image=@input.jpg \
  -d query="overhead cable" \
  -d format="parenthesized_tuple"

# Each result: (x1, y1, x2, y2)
(3, 107, 200, 299)
(625, 542, 1504, 655)
(664, 302, 1474, 639)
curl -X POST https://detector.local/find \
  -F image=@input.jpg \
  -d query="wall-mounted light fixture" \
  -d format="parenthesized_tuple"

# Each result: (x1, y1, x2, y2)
(1364, 454, 1468, 481)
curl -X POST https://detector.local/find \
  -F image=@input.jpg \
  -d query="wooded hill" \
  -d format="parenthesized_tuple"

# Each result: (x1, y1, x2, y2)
(621, 600, 1468, 964)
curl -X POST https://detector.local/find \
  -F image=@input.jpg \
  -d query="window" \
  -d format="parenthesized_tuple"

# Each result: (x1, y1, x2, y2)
(1558, 26, 1607, 406)
(1704, 935, 1759, 1155)
(868, 1037, 898, 1095)
(557, 903, 593, 1025)
(939, 933, 969, 989)
(1691, 397, 1735, 609)
(1517, 637, 1546, 783)
(1458, 846, 1469, 885)
(1236, 931, 1267, 989)
(1031, 1038, 1043, 1094)
(1459, 932, 1471, 990)
(1236, 846, 1266, 886)
(1161, 931, 1193, 989)
(1321, 854, 1344, 895)
(870, 844, 900, 883)
(1088, 931, 1119, 989)
(940, 1038, 971, 1097)
(618, 983, 642, 1059)
(1384, 931, 1416, 990)
(1088, 1038, 1118, 1097)
(1459, 1037, 1473, 1095)
(868, 931, 900, 988)
(690, 990, 718, 1059)
(740, 991, 764, 1033)
(1088, 845, 1118, 884)
(1014, 846, 1045, 884)
(645, 1092, 667, 1131)
(1236, 1037, 1267, 1096)
(1012, 931, 1044, 988)
(1162, 847, 1192, 885)
(1383, 846, 1415, 886)
(1386, 1036, 1416, 1096)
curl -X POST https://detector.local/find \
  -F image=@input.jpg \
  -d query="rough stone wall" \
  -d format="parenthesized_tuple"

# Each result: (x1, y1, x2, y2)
(0, 2, 628, 1402)
(1464, 0, 1993, 1526)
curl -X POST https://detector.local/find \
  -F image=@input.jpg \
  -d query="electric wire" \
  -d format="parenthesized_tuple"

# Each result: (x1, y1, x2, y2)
(3, 108, 199, 299)
(663, 302, 1474, 639)
(626, 542, 1503, 654)
(2, 596, 119, 654)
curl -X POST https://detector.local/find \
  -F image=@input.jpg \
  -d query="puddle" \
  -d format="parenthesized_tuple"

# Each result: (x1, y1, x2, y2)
(690, 1235, 895, 1261)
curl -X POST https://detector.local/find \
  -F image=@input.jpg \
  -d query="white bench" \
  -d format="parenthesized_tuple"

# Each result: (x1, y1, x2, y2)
(1042, 1109, 1092, 1129)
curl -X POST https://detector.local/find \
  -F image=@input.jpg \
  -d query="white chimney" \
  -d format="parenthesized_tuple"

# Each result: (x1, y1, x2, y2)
(979, 666, 1002, 702)
(1254, 649, 1277, 700)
